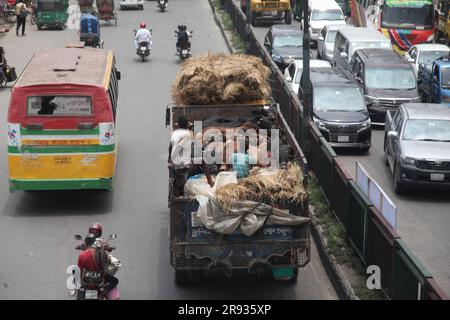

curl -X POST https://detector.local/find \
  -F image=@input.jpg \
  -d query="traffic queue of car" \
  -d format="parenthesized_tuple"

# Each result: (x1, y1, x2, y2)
(263, 0, 450, 194)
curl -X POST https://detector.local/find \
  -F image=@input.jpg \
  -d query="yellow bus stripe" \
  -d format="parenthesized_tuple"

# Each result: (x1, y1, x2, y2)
(9, 153, 116, 180)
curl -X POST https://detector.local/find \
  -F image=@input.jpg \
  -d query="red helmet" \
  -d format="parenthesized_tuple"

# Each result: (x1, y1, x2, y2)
(140, 22, 146, 28)
(89, 222, 103, 238)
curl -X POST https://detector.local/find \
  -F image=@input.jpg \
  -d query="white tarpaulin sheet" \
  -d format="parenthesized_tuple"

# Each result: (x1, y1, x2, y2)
(184, 172, 309, 236)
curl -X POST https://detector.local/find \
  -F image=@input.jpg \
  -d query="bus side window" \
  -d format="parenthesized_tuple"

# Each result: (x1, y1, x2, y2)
(108, 88, 117, 120)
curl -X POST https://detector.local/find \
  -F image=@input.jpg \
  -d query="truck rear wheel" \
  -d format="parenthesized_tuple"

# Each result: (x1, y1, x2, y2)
(285, 11, 292, 25)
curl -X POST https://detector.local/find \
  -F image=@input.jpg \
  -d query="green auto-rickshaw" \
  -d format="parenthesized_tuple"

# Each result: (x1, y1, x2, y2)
(36, 0, 69, 30)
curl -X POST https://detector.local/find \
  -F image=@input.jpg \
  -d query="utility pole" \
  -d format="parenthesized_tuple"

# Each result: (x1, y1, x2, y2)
(246, 0, 251, 22)
(299, 0, 311, 153)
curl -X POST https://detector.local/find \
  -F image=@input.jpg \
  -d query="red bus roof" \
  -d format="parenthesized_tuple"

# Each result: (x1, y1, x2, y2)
(14, 47, 113, 89)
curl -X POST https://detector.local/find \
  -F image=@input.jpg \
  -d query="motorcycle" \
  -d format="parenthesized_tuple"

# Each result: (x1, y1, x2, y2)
(73, 233, 121, 300)
(134, 29, 152, 62)
(157, 0, 167, 12)
(175, 30, 193, 61)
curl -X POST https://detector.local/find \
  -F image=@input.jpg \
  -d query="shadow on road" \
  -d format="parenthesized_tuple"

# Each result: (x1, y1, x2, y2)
(1, 190, 113, 217)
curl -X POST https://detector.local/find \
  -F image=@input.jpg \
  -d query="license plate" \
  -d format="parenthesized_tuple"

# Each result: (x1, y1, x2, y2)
(182, 50, 188, 54)
(273, 267, 294, 280)
(84, 290, 98, 300)
(337, 136, 349, 143)
(430, 173, 444, 181)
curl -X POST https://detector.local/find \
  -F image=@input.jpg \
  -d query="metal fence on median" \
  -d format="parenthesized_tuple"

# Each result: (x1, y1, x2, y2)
(221, 0, 449, 300)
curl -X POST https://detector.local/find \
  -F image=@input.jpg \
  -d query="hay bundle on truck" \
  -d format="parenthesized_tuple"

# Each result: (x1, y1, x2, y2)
(166, 53, 310, 285)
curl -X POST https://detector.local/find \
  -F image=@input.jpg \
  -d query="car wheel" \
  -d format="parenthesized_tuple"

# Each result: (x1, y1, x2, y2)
(394, 164, 405, 195)
(37, 24, 42, 30)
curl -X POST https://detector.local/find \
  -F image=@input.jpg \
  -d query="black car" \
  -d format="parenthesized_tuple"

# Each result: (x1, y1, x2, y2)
(298, 68, 371, 151)
(345, 48, 421, 125)
(264, 25, 305, 70)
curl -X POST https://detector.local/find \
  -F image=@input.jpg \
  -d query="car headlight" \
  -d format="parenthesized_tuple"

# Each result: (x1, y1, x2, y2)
(272, 54, 282, 63)
(365, 95, 379, 105)
(313, 116, 327, 131)
(360, 118, 371, 129)
(401, 156, 416, 166)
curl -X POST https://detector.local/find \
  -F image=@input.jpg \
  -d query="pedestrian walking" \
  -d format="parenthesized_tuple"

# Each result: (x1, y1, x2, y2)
(15, 0, 29, 36)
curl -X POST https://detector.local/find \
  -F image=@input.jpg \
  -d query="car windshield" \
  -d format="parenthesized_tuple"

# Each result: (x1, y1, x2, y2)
(311, 9, 344, 21)
(441, 68, 450, 88)
(273, 34, 303, 48)
(365, 67, 416, 90)
(326, 30, 337, 43)
(381, 3, 434, 29)
(403, 119, 450, 141)
(313, 87, 365, 112)
(27, 96, 93, 116)
(418, 51, 449, 65)
(350, 42, 392, 57)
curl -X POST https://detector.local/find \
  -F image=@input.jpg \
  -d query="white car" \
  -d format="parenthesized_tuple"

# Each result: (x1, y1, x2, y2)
(317, 24, 352, 62)
(305, 0, 346, 47)
(119, 0, 144, 10)
(284, 59, 332, 93)
(404, 44, 450, 77)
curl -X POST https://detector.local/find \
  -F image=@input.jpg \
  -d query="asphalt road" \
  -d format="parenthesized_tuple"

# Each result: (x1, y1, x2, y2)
(0, 0, 336, 299)
(235, 2, 450, 295)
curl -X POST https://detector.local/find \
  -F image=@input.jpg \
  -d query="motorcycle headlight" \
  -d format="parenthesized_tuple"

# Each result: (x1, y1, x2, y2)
(401, 156, 416, 166)
(313, 116, 327, 131)
(272, 54, 282, 63)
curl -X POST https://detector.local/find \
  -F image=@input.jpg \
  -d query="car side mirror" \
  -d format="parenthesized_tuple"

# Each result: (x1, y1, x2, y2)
(116, 70, 121, 80)
(340, 52, 348, 59)
(285, 75, 292, 82)
(318, 36, 324, 41)
(387, 131, 398, 139)
(190, 31, 194, 34)
(407, 57, 414, 63)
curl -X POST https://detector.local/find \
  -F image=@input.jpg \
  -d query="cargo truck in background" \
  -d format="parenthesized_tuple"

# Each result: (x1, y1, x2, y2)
(240, 0, 293, 26)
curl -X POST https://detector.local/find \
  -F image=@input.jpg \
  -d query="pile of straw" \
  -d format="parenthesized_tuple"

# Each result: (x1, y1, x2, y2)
(215, 163, 307, 209)
(172, 53, 271, 105)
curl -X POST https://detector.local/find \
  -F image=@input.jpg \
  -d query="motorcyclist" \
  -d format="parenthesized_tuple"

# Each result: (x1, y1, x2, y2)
(134, 22, 152, 52)
(175, 25, 191, 54)
(77, 233, 118, 299)
(75, 222, 113, 252)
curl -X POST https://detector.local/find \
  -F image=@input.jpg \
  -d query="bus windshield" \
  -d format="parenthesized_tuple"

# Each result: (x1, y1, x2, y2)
(381, 2, 434, 29)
